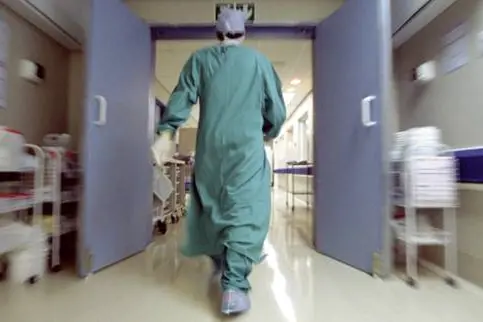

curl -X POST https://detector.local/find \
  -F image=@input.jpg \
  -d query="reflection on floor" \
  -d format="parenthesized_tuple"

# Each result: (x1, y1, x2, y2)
(1, 191, 483, 322)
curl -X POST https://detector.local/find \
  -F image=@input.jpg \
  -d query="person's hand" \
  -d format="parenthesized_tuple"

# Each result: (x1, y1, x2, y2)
(151, 132, 172, 166)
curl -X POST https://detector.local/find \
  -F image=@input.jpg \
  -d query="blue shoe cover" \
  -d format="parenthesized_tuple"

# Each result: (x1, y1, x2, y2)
(221, 290, 251, 316)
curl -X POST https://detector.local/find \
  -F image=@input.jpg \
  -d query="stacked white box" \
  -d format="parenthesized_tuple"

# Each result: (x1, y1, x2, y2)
(408, 157, 457, 208)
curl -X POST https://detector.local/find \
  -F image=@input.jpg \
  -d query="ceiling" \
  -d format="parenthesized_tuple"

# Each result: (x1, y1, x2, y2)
(155, 39, 312, 127)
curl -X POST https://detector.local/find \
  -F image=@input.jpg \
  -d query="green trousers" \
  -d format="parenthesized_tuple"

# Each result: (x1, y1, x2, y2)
(212, 248, 253, 293)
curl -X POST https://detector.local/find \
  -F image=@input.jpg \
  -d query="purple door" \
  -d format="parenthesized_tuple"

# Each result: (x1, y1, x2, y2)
(79, 0, 152, 276)
(313, 0, 391, 273)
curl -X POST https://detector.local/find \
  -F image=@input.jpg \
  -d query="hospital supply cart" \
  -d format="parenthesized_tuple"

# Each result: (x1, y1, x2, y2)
(152, 161, 173, 235)
(40, 147, 80, 272)
(391, 144, 458, 287)
(0, 144, 47, 284)
(285, 161, 313, 212)
(152, 159, 187, 235)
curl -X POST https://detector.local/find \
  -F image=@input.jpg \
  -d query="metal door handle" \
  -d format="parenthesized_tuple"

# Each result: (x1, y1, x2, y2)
(361, 95, 377, 127)
(93, 95, 107, 126)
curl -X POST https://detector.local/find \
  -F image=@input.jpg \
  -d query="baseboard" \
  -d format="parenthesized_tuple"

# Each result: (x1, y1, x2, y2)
(419, 259, 483, 297)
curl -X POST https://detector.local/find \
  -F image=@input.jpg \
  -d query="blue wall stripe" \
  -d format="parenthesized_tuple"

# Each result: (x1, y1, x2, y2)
(151, 24, 316, 40)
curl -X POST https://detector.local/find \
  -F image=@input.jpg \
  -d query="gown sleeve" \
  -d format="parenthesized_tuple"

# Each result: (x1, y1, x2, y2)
(157, 54, 200, 133)
(261, 59, 287, 139)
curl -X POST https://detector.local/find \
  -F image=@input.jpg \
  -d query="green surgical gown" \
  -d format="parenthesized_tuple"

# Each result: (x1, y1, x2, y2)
(158, 44, 286, 265)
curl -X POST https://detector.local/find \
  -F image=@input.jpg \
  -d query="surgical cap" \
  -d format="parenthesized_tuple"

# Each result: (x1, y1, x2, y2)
(216, 8, 246, 34)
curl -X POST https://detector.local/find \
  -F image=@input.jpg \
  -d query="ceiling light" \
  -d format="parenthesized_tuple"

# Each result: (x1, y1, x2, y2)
(290, 78, 301, 86)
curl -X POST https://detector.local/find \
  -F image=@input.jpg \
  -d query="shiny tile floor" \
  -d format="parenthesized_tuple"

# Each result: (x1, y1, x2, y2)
(1, 191, 483, 321)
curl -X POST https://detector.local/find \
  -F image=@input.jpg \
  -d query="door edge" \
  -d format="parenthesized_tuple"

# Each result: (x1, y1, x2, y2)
(378, 0, 395, 279)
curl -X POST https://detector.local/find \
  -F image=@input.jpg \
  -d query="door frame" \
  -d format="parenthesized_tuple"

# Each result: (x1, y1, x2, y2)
(378, 0, 394, 278)
(149, 16, 393, 278)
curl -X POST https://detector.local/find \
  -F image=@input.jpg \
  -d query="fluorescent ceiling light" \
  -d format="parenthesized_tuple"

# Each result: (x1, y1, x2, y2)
(290, 78, 301, 86)
(283, 92, 296, 105)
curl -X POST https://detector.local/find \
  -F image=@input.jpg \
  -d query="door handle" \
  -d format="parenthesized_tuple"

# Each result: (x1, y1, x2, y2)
(93, 95, 107, 126)
(361, 95, 377, 127)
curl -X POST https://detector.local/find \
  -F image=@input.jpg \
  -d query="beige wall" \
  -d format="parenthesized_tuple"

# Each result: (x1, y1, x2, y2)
(67, 51, 85, 150)
(0, 5, 69, 145)
(395, 0, 483, 148)
(152, 79, 170, 103)
(126, 0, 343, 25)
(152, 79, 199, 127)
(394, 0, 483, 288)
(178, 127, 197, 155)
(454, 189, 483, 287)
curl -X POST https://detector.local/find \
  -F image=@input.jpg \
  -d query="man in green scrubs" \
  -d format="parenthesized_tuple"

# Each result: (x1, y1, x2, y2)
(152, 8, 286, 315)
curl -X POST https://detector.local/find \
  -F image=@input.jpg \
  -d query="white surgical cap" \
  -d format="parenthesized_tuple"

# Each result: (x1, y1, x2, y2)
(216, 8, 246, 34)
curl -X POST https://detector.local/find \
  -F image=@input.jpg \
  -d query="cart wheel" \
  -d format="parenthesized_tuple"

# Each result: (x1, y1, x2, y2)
(406, 277, 417, 288)
(156, 221, 167, 235)
(28, 275, 40, 285)
(171, 215, 179, 224)
(51, 265, 62, 273)
(445, 277, 457, 287)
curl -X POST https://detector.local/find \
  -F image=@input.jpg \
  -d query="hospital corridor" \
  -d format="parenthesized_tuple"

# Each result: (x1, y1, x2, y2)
(2, 0, 483, 321)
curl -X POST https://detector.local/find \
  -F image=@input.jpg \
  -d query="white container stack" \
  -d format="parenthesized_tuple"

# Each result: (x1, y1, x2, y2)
(391, 126, 442, 160)
(408, 156, 457, 208)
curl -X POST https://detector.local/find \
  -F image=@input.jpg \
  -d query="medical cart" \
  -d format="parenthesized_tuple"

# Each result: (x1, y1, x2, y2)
(153, 159, 187, 235)
(284, 161, 313, 212)
(391, 144, 458, 287)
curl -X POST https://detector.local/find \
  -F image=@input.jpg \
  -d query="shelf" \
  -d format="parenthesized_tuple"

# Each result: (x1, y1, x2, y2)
(0, 222, 44, 254)
(41, 216, 76, 236)
(0, 167, 37, 173)
(37, 187, 79, 203)
(395, 233, 451, 245)
(1, 188, 79, 214)
(393, 202, 457, 209)
(0, 194, 34, 214)
(391, 221, 452, 245)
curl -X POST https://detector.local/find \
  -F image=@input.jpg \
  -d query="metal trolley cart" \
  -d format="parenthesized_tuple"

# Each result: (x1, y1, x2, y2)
(152, 159, 187, 235)
(184, 160, 193, 193)
(391, 144, 458, 287)
(40, 147, 80, 272)
(152, 163, 172, 235)
(175, 161, 187, 215)
(285, 161, 313, 212)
